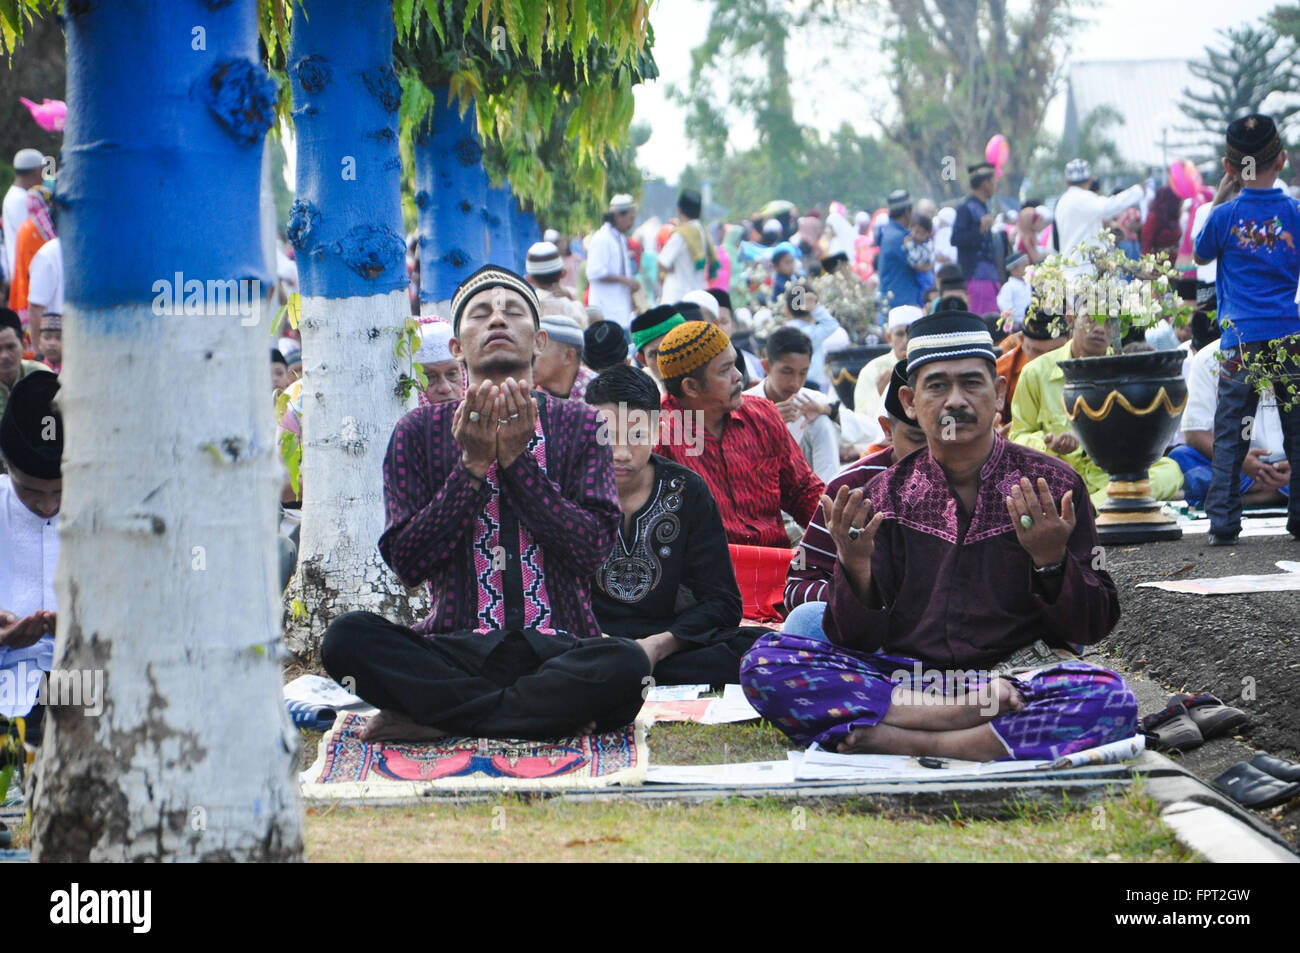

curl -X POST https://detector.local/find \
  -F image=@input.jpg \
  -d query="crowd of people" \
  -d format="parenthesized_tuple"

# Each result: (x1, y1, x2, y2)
(4, 112, 1299, 765)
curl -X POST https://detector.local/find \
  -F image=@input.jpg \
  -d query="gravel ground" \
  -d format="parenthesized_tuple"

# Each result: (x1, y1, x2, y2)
(1092, 528, 1300, 846)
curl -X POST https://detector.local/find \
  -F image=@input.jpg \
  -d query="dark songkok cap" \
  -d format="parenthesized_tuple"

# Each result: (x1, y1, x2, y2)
(450, 264, 540, 334)
(584, 320, 630, 371)
(1190, 309, 1221, 352)
(905, 311, 998, 377)
(821, 251, 849, 273)
(969, 161, 995, 186)
(1022, 306, 1064, 341)
(0, 370, 62, 479)
(1226, 114, 1283, 168)
(887, 189, 912, 212)
(706, 288, 731, 313)
(678, 188, 703, 219)
(631, 305, 685, 350)
(675, 301, 705, 323)
(937, 263, 966, 293)
(882, 359, 911, 421)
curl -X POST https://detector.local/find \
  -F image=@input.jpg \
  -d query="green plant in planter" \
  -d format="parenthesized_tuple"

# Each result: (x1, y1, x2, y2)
(1024, 231, 1191, 543)
(1026, 228, 1189, 344)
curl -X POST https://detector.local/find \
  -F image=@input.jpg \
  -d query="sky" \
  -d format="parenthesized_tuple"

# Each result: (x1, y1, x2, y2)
(632, 0, 1286, 181)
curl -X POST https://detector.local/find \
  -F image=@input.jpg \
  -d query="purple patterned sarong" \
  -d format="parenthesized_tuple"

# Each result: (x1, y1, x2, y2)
(740, 632, 1137, 761)
(967, 278, 1001, 316)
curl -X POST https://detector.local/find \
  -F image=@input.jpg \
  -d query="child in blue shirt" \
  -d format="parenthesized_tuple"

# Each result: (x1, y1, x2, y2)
(1192, 113, 1300, 543)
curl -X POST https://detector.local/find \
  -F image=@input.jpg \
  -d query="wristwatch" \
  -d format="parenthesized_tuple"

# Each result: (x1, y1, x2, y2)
(1033, 559, 1065, 576)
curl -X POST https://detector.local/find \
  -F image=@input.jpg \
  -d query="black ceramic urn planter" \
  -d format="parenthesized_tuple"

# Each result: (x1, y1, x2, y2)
(1059, 349, 1188, 544)
(827, 344, 891, 410)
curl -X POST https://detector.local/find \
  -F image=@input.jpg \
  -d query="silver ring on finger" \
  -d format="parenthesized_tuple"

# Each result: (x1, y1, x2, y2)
(498, 417, 509, 425)
(468, 410, 481, 422)
(510, 412, 521, 419)
(848, 526, 862, 540)
(1020, 514, 1034, 530)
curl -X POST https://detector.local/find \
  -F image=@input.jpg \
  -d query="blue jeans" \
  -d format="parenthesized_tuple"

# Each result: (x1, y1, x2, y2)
(781, 601, 828, 641)
(1205, 345, 1300, 537)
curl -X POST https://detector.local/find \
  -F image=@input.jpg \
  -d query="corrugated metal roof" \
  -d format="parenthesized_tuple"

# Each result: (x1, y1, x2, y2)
(1064, 59, 1202, 169)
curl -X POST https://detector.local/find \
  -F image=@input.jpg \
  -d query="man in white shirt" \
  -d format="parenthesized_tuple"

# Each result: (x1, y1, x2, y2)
(744, 325, 841, 482)
(26, 235, 62, 344)
(1170, 338, 1289, 509)
(657, 189, 713, 304)
(0, 371, 61, 728)
(1054, 159, 1145, 263)
(854, 304, 922, 420)
(3, 149, 44, 285)
(585, 194, 640, 332)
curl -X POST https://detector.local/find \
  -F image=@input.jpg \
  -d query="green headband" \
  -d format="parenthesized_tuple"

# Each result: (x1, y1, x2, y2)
(632, 315, 685, 350)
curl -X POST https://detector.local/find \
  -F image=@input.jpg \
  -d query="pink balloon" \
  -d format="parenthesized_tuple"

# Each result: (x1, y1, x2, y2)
(985, 134, 1010, 170)
(1169, 160, 1203, 200)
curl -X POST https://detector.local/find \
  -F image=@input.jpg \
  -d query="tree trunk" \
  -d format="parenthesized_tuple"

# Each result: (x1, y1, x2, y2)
(281, 0, 422, 661)
(414, 86, 488, 315)
(31, 0, 302, 861)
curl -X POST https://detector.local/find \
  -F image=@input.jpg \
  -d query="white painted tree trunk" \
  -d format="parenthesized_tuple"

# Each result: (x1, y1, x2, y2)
(282, 290, 427, 658)
(31, 305, 304, 861)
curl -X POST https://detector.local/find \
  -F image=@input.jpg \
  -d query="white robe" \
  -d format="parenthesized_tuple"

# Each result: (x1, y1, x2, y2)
(0, 475, 57, 717)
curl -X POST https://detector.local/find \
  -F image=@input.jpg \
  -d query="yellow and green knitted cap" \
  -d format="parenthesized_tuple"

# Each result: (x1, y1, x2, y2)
(657, 320, 730, 380)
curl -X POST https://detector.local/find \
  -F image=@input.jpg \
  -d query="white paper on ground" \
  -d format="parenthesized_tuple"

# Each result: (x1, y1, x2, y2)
(794, 744, 1049, 781)
(644, 684, 711, 702)
(1178, 515, 1290, 537)
(1137, 568, 1300, 595)
(699, 683, 762, 724)
(644, 761, 796, 785)
(284, 673, 365, 709)
(1041, 734, 1144, 769)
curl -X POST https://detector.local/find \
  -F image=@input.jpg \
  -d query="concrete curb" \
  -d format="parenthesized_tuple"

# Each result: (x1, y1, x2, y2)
(1139, 752, 1300, 861)
(1161, 799, 1299, 863)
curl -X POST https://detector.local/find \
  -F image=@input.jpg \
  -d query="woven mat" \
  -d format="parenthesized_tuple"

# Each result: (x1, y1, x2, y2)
(301, 712, 648, 798)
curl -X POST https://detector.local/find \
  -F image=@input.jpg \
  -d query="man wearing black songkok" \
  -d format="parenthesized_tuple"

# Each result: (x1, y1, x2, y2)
(0, 370, 62, 727)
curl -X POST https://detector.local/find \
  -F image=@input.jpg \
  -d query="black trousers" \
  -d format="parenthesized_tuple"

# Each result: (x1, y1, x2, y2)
(321, 612, 651, 740)
(651, 627, 767, 688)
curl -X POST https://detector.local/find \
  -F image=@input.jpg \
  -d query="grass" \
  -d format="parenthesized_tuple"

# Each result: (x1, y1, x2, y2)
(299, 718, 1195, 863)
(303, 783, 1197, 863)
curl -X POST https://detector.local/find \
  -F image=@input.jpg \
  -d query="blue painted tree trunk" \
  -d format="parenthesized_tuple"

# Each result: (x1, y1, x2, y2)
(33, 0, 302, 861)
(283, 0, 418, 655)
(485, 183, 515, 270)
(510, 199, 531, 274)
(287, 0, 406, 299)
(415, 86, 488, 310)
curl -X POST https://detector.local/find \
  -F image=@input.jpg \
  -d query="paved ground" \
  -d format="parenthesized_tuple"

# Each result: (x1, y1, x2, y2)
(1091, 527, 1300, 847)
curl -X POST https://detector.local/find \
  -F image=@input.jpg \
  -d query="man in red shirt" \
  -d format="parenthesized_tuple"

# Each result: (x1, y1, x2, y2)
(655, 321, 823, 548)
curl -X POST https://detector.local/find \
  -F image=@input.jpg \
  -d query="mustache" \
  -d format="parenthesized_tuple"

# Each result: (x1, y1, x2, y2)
(942, 409, 979, 424)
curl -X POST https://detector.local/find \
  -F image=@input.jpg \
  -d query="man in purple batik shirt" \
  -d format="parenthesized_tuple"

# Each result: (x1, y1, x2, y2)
(322, 265, 653, 743)
(742, 311, 1138, 763)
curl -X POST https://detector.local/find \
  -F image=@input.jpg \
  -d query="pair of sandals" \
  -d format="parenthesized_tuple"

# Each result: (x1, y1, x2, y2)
(1141, 692, 1249, 753)
(1214, 754, 1300, 809)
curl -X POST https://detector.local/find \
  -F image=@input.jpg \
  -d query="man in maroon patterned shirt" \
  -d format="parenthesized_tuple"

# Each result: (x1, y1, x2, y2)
(322, 265, 651, 743)
(655, 321, 823, 548)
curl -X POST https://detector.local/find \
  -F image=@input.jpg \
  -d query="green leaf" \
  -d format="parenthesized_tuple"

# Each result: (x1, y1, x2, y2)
(291, 599, 308, 621)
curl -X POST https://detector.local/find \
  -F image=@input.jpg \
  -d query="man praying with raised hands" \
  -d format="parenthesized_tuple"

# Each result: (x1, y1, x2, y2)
(322, 265, 649, 743)
(741, 311, 1137, 762)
